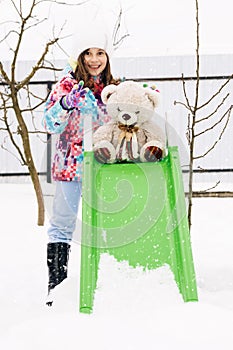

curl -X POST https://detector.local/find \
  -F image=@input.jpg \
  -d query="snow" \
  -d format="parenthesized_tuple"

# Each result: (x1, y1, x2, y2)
(0, 183, 233, 350)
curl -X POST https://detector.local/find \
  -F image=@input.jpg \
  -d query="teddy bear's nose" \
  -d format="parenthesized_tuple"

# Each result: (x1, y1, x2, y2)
(122, 113, 131, 121)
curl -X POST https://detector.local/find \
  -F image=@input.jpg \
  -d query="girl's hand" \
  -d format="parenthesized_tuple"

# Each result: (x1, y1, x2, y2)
(60, 81, 89, 110)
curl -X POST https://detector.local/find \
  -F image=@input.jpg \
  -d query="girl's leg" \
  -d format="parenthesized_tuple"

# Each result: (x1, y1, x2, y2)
(46, 181, 82, 305)
(47, 181, 82, 243)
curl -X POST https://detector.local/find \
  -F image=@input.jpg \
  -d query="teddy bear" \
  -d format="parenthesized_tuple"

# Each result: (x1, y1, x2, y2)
(93, 80, 166, 164)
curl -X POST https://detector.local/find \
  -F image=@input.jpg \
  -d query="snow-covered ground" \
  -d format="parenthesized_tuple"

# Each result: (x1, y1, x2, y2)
(0, 183, 233, 350)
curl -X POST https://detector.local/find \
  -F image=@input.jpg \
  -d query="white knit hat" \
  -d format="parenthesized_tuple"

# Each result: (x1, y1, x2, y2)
(69, 20, 113, 63)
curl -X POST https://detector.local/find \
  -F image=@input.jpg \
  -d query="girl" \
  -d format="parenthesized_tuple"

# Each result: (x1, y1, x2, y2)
(43, 44, 119, 305)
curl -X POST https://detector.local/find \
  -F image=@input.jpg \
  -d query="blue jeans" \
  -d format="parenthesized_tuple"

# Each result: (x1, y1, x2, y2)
(47, 181, 82, 243)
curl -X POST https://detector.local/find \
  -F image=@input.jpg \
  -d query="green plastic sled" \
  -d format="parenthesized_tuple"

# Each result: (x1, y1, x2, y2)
(79, 146, 198, 314)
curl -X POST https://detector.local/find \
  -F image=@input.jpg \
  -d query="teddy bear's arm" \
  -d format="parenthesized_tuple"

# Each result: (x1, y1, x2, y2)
(140, 121, 167, 162)
(142, 121, 166, 146)
(93, 122, 117, 163)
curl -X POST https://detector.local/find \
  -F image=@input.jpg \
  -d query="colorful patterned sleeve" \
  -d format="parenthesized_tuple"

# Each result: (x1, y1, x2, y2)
(43, 75, 75, 134)
(93, 100, 112, 132)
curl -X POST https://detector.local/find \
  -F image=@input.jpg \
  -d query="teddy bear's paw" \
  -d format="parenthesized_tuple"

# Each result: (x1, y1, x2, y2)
(94, 148, 111, 164)
(144, 146, 163, 162)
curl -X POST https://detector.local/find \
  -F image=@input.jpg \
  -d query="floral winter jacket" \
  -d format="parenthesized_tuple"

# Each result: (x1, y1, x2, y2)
(43, 67, 110, 182)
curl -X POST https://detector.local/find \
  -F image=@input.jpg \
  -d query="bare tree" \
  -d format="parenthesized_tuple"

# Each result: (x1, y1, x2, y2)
(174, 0, 232, 229)
(0, 0, 89, 225)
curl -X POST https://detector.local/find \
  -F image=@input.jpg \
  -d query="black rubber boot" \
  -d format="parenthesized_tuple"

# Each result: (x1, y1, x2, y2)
(46, 242, 70, 306)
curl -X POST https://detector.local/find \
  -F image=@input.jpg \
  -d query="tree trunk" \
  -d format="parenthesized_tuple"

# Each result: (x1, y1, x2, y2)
(29, 163, 45, 226)
(187, 112, 195, 230)
(12, 88, 45, 225)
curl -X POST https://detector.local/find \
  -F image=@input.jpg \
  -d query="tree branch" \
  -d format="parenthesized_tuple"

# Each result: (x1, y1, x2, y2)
(16, 37, 59, 89)
(0, 61, 11, 85)
(196, 93, 230, 123)
(196, 74, 233, 110)
(1, 100, 26, 165)
(112, 7, 130, 49)
(194, 105, 232, 137)
(194, 106, 232, 159)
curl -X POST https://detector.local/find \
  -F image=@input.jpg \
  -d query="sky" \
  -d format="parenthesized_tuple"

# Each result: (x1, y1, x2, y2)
(1, 0, 233, 61)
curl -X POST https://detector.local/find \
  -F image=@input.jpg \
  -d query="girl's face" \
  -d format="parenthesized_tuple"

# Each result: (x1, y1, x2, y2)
(83, 48, 108, 76)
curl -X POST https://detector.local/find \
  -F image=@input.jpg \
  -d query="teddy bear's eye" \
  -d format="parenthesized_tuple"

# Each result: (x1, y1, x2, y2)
(117, 107, 122, 112)
(135, 111, 140, 115)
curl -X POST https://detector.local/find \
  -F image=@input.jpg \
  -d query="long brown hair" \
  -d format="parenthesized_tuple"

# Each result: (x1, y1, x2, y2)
(74, 50, 120, 90)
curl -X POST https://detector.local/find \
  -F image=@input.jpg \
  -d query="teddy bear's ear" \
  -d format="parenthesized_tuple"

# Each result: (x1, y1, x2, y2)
(101, 84, 118, 104)
(144, 88, 160, 108)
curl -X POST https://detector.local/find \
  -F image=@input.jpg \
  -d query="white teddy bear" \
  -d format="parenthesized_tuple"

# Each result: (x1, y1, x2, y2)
(93, 80, 166, 163)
